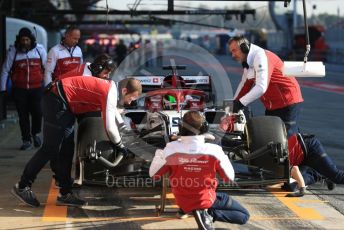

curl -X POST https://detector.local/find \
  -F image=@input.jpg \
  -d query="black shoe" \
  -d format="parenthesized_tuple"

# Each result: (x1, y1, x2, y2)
(56, 193, 87, 207)
(281, 181, 298, 192)
(11, 183, 40, 207)
(286, 187, 306, 197)
(193, 209, 214, 230)
(20, 141, 33, 150)
(53, 175, 75, 189)
(325, 179, 336, 191)
(33, 135, 41, 147)
(176, 208, 190, 219)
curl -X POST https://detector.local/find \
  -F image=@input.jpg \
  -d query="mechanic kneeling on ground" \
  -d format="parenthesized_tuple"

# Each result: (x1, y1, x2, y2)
(285, 133, 344, 197)
(149, 111, 250, 230)
(11, 76, 142, 207)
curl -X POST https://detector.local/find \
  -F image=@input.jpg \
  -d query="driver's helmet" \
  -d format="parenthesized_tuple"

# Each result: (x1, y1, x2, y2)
(166, 95, 176, 103)
(163, 95, 177, 109)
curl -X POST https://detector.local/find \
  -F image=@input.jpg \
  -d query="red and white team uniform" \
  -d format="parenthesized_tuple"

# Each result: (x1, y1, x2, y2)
(1, 44, 47, 91)
(59, 76, 121, 144)
(288, 134, 305, 166)
(58, 62, 92, 80)
(149, 136, 235, 213)
(44, 44, 83, 86)
(234, 44, 303, 110)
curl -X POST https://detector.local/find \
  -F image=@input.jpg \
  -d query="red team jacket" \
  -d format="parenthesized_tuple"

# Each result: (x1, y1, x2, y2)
(0, 44, 47, 90)
(149, 136, 235, 213)
(288, 134, 305, 166)
(44, 44, 83, 86)
(234, 44, 303, 110)
(59, 76, 121, 145)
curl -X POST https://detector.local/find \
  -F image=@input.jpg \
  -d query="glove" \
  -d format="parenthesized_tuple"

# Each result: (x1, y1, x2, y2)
(232, 100, 244, 113)
(113, 140, 129, 157)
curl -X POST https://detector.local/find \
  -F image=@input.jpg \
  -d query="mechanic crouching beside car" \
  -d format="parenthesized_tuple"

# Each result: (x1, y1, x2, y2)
(149, 111, 250, 230)
(11, 76, 142, 207)
(285, 133, 344, 197)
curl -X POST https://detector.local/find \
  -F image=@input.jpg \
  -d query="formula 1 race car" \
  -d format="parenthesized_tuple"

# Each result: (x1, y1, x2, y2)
(75, 66, 290, 187)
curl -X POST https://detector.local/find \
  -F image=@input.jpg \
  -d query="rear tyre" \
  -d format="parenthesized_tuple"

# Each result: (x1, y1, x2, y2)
(245, 116, 289, 180)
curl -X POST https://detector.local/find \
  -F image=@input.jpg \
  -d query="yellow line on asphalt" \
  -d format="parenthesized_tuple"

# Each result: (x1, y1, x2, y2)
(41, 183, 325, 222)
(268, 188, 324, 220)
(42, 180, 67, 222)
(251, 216, 300, 220)
(49, 216, 176, 222)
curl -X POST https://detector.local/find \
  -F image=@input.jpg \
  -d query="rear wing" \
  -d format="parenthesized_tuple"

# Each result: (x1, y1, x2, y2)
(126, 75, 212, 94)
(181, 75, 211, 92)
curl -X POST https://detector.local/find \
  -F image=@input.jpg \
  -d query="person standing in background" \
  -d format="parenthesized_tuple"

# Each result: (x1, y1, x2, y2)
(0, 27, 47, 150)
(44, 26, 82, 86)
(115, 39, 127, 67)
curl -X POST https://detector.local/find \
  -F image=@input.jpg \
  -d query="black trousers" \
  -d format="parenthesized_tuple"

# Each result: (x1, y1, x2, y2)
(265, 102, 302, 137)
(13, 87, 43, 142)
(19, 92, 75, 195)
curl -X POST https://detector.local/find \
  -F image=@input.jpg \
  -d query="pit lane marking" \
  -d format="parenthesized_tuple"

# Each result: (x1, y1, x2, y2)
(42, 180, 325, 222)
(42, 180, 67, 222)
(299, 80, 344, 94)
(268, 188, 324, 220)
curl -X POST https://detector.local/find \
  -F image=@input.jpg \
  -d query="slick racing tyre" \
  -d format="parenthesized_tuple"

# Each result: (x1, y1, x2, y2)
(245, 116, 289, 180)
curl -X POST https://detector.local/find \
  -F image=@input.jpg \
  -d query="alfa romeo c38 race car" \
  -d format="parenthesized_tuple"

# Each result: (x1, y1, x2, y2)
(75, 66, 290, 188)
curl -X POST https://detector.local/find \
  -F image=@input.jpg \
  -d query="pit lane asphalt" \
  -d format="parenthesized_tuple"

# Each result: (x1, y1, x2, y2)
(1, 56, 344, 229)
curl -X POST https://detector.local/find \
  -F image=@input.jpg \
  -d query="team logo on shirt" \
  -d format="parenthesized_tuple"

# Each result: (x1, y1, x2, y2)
(63, 60, 80, 65)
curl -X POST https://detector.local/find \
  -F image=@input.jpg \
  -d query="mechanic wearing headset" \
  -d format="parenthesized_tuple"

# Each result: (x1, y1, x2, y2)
(44, 25, 82, 86)
(285, 133, 344, 197)
(11, 77, 142, 207)
(228, 36, 304, 136)
(150, 111, 249, 230)
(0, 27, 47, 150)
(59, 53, 116, 80)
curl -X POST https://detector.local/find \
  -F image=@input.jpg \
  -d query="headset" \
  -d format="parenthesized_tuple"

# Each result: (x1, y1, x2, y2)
(229, 35, 250, 54)
(178, 111, 209, 136)
(15, 27, 37, 51)
(237, 36, 250, 54)
(90, 58, 116, 76)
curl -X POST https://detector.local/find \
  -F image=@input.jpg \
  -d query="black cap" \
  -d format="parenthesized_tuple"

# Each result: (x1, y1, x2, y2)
(18, 27, 33, 39)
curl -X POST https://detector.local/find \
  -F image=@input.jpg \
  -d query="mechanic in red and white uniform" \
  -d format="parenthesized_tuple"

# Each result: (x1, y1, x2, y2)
(150, 111, 249, 229)
(228, 36, 304, 136)
(11, 77, 142, 208)
(44, 26, 83, 86)
(59, 53, 116, 80)
(0, 27, 47, 150)
(49, 53, 117, 188)
(285, 133, 344, 197)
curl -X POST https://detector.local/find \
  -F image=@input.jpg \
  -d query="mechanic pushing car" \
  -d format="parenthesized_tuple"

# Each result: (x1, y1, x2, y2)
(11, 76, 142, 208)
(285, 133, 344, 197)
(150, 111, 250, 230)
(228, 35, 304, 136)
(50, 53, 117, 188)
